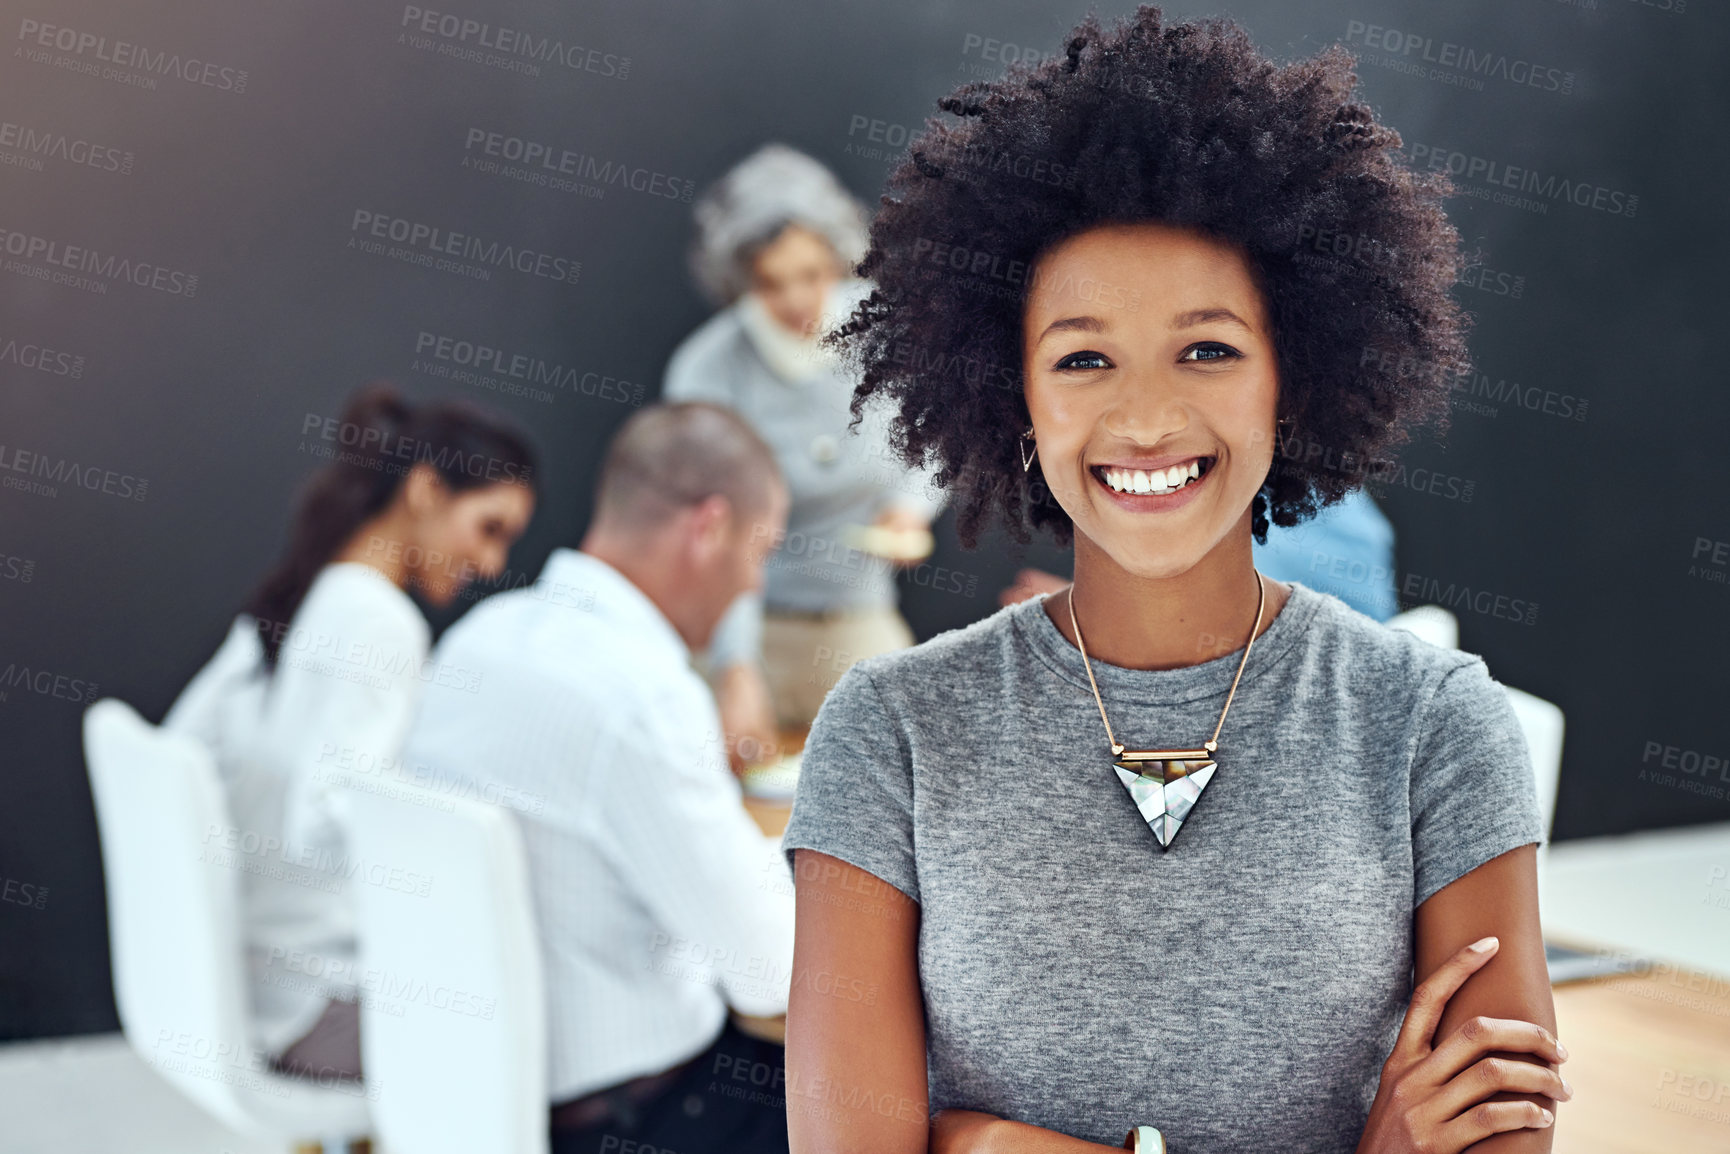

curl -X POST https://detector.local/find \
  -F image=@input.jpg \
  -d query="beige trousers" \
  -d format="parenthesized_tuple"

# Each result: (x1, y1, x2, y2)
(761, 605, 915, 729)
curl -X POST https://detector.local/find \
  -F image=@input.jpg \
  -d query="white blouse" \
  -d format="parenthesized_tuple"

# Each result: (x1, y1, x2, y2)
(165, 562, 430, 1053)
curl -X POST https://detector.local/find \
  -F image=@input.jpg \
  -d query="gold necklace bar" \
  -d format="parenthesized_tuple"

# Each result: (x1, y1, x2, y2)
(1115, 748, 1213, 761)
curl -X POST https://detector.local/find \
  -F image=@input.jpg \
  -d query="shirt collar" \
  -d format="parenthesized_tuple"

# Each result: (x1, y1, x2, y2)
(537, 548, 690, 660)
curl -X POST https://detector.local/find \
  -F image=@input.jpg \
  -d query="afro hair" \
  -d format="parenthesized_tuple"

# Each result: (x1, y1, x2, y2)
(833, 5, 1470, 546)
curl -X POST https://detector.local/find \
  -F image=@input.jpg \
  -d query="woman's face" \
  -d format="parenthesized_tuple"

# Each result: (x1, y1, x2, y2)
(407, 476, 536, 605)
(749, 224, 842, 337)
(1020, 222, 1280, 580)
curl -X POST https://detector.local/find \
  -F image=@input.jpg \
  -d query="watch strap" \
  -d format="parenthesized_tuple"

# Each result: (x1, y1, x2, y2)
(1122, 1125, 1166, 1153)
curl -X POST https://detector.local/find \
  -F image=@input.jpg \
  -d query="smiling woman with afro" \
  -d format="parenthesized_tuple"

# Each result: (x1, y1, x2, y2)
(841, 7, 1469, 548)
(779, 9, 1563, 1154)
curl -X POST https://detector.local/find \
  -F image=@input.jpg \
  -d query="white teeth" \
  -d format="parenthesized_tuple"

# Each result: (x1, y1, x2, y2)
(1100, 459, 1206, 495)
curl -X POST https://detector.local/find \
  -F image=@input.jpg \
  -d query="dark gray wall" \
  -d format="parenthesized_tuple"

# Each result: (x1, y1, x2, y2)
(1, 0, 1724, 1040)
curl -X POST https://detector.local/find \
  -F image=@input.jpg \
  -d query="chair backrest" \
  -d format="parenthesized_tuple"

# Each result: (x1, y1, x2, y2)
(1379, 609, 1565, 871)
(1386, 604, 1460, 650)
(338, 784, 548, 1154)
(82, 698, 258, 1132)
(1504, 686, 1565, 843)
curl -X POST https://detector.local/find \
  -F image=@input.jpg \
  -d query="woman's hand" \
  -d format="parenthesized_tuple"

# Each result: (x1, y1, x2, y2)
(1358, 936, 1572, 1153)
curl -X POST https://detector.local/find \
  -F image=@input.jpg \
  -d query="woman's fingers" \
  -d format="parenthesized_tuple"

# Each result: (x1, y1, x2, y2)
(1392, 936, 1499, 1061)
(1425, 1015, 1569, 1084)
(1429, 1055, 1573, 1121)
(1441, 1099, 1555, 1148)
(1372, 937, 1569, 1154)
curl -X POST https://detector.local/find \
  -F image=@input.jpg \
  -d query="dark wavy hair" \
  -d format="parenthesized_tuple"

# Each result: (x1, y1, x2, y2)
(833, 6, 1469, 547)
(244, 382, 539, 667)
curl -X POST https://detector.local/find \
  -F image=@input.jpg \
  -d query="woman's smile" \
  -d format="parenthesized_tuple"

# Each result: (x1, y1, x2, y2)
(1089, 454, 1218, 513)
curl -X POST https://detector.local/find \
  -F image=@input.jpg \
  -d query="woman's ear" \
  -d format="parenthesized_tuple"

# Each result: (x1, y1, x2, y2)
(401, 463, 450, 520)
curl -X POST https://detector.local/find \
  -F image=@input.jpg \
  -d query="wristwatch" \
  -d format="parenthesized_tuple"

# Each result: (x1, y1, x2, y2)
(1123, 1125, 1166, 1153)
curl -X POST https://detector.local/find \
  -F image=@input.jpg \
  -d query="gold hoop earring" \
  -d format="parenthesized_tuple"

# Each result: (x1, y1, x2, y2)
(1019, 427, 1038, 473)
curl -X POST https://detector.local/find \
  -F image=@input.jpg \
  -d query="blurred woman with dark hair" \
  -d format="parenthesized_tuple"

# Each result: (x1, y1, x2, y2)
(164, 382, 538, 1081)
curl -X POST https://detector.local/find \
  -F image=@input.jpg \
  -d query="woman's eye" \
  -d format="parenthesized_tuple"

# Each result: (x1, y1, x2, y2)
(1054, 350, 1111, 371)
(1180, 341, 1242, 363)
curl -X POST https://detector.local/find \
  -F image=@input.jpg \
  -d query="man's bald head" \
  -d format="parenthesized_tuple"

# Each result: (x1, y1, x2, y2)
(591, 401, 783, 533)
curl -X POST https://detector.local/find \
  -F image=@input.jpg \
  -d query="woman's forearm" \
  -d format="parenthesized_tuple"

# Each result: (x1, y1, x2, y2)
(931, 1109, 1127, 1154)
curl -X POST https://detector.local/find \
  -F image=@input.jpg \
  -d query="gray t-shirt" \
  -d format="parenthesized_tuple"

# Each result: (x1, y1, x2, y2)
(781, 580, 1542, 1153)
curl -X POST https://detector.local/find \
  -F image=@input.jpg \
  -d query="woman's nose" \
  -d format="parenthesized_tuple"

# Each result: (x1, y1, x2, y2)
(1102, 368, 1189, 441)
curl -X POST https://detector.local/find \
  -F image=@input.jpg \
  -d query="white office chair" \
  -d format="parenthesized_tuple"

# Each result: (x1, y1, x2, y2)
(337, 785, 548, 1154)
(1496, 688, 1614, 981)
(1383, 606, 1565, 837)
(1505, 686, 1565, 898)
(81, 698, 373, 1151)
(1505, 688, 1564, 839)
(1381, 608, 1590, 974)
(1386, 604, 1460, 650)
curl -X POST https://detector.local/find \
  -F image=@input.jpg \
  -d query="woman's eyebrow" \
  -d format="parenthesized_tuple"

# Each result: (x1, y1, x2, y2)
(1033, 315, 1108, 344)
(1170, 307, 1255, 332)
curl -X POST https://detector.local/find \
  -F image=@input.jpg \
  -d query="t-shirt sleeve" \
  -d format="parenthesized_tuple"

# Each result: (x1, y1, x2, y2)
(781, 661, 920, 904)
(1409, 657, 1545, 908)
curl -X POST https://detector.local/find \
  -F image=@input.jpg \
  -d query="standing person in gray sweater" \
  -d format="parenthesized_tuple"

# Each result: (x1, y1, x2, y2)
(664, 144, 945, 761)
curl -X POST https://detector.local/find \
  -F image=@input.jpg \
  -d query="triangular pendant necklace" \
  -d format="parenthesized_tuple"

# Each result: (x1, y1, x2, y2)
(1067, 572, 1266, 850)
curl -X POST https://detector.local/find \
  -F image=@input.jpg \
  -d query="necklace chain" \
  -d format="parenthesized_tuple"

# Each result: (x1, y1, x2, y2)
(1066, 571, 1267, 757)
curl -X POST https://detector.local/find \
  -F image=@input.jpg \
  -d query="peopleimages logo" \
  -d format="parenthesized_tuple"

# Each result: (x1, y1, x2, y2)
(0, 226, 199, 297)
(301, 410, 535, 485)
(398, 6, 629, 79)
(413, 330, 644, 406)
(1406, 143, 1638, 218)
(0, 119, 134, 175)
(348, 210, 580, 287)
(1457, 261, 1526, 301)
(0, 332, 85, 379)
(0, 443, 148, 501)
(1344, 21, 1576, 95)
(0, 660, 99, 704)
(15, 19, 249, 92)
(460, 128, 695, 202)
